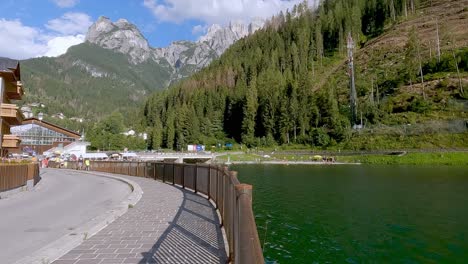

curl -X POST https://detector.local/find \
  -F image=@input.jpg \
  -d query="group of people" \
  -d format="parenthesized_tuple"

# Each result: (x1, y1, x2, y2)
(77, 156, 91, 171)
(322, 156, 336, 163)
(39, 155, 91, 170)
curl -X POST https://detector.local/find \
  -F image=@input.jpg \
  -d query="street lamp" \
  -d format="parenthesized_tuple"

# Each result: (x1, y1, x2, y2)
(38, 112, 43, 147)
(79, 118, 84, 141)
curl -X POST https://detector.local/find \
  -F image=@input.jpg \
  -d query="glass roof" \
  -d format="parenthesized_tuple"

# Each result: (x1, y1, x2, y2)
(11, 123, 77, 145)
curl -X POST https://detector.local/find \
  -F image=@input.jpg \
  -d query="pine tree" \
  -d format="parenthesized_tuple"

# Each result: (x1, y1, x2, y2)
(165, 110, 175, 149)
(241, 79, 258, 147)
(151, 115, 163, 150)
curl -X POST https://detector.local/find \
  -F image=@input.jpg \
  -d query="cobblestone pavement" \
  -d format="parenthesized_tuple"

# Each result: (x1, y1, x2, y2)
(53, 173, 227, 264)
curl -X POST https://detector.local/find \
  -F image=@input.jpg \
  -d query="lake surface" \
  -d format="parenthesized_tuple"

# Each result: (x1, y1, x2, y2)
(233, 164, 468, 263)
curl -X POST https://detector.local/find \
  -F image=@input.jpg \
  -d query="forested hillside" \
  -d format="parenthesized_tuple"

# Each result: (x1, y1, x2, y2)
(141, 0, 468, 151)
(22, 42, 171, 121)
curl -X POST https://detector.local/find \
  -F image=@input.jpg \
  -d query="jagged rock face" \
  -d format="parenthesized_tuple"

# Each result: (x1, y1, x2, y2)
(85, 17, 264, 79)
(198, 22, 248, 56)
(154, 41, 193, 68)
(86, 17, 152, 64)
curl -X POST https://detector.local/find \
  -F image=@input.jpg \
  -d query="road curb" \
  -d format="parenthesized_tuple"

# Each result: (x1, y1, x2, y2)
(14, 169, 143, 264)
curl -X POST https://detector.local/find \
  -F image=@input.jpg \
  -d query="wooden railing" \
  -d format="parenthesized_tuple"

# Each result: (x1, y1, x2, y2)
(58, 161, 264, 264)
(0, 163, 40, 192)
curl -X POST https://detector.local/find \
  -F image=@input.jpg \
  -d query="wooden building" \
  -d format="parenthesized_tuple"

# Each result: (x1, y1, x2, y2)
(0, 61, 24, 157)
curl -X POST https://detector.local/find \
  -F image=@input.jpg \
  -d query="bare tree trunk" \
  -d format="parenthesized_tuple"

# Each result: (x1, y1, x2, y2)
(419, 63, 425, 99)
(390, 0, 396, 22)
(417, 41, 425, 99)
(410, 0, 415, 14)
(436, 18, 441, 62)
(371, 78, 375, 105)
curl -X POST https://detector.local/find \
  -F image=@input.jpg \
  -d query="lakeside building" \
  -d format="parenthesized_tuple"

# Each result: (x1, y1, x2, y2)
(0, 61, 24, 157)
(10, 118, 82, 155)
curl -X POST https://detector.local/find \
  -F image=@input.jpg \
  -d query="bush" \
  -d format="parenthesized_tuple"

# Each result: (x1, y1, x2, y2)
(311, 128, 330, 147)
(409, 97, 432, 113)
(422, 47, 468, 74)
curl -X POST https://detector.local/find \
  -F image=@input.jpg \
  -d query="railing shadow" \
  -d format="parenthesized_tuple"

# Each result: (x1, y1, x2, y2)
(137, 187, 227, 264)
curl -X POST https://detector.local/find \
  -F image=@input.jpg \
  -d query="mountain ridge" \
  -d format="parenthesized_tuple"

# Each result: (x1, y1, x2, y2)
(16, 16, 265, 121)
(85, 16, 265, 76)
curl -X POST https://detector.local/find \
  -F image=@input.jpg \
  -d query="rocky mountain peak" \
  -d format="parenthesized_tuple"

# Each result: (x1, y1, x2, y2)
(85, 17, 151, 64)
(80, 16, 264, 78)
(86, 16, 113, 40)
(229, 21, 249, 38)
(249, 18, 265, 34)
(197, 19, 264, 56)
(115, 18, 130, 27)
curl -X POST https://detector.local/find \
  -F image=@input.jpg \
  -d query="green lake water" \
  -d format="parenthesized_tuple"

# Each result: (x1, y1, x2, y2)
(233, 164, 468, 263)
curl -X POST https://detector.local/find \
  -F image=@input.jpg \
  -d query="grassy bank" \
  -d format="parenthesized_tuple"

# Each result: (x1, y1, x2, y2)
(215, 152, 468, 166)
(337, 152, 468, 166)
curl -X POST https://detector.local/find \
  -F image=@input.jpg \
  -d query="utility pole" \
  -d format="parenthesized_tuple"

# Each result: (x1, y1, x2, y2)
(347, 32, 358, 127)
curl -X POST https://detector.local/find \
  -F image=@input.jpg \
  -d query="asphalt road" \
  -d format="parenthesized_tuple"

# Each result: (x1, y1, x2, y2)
(0, 169, 131, 264)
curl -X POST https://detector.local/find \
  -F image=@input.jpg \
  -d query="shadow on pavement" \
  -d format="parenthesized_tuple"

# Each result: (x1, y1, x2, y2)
(138, 188, 227, 264)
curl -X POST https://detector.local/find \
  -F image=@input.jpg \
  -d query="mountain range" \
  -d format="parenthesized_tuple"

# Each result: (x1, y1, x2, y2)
(15, 16, 264, 120)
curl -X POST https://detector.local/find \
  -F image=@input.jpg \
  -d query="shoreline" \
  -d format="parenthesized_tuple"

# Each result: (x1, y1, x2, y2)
(223, 161, 361, 165)
(214, 151, 468, 166)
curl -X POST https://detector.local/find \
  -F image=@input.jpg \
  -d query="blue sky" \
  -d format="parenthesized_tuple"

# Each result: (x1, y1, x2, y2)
(0, 0, 314, 59)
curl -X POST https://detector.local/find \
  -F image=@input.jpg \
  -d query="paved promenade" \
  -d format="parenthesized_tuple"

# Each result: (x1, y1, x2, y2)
(53, 172, 227, 264)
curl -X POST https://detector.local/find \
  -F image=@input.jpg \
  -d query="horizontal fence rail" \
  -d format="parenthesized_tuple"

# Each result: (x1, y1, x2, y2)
(0, 163, 40, 192)
(52, 160, 264, 264)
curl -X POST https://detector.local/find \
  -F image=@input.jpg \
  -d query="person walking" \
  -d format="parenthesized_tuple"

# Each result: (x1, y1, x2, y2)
(85, 158, 90, 171)
(78, 155, 83, 170)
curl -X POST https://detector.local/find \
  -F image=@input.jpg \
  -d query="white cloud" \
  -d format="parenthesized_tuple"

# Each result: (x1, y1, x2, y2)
(0, 19, 47, 59)
(52, 0, 80, 8)
(143, 0, 317, 24)
(45, 12, 92, 35)
(43, 34, 85, 57)
(0, 16, 88, 60)
(191, 24, 206, 35)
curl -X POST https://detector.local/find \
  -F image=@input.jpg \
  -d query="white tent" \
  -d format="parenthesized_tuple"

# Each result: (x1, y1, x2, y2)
(83, 153, 108, 159)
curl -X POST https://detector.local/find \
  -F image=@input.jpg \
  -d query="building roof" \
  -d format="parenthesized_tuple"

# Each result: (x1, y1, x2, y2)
(0, 58, 20, 81)
(22, 118, 81, 138)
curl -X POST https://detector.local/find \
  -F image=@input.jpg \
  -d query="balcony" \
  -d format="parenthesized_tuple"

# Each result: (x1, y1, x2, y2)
(2, 134, 21, 148)
(0, 103, 24, 125)
(5, 81, 24, 100)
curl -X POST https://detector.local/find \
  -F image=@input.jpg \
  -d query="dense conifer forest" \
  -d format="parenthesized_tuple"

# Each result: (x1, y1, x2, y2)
(138, 0, 467, 151)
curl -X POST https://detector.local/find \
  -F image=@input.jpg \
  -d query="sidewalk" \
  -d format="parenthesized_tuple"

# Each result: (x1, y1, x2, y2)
(53, 172, 227, 264)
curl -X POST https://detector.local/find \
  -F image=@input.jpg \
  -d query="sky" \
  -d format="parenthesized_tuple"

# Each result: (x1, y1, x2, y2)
(0, 0, 315, 60)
